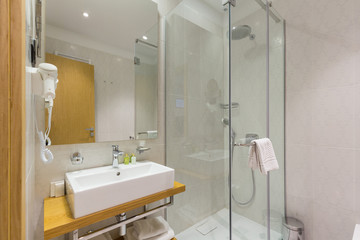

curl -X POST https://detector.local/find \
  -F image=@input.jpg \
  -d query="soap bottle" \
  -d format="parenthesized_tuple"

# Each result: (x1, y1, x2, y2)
(131, 154, 136, 164)
(124, 154, 130, 165)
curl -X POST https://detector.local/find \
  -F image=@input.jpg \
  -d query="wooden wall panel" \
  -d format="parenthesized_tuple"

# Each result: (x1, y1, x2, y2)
(0, 0, 26, 239)
(9, 0, 26, 238)
(0, 0, 10, 239)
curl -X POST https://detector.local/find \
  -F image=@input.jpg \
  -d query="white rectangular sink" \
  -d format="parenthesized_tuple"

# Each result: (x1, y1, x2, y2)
(65, 161, 174, 218)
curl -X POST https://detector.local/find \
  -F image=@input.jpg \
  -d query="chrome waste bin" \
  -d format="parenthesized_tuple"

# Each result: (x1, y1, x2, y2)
(282, 217, 304, 240)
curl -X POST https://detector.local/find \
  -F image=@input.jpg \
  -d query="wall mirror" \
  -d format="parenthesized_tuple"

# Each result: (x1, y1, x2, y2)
(44, 0, 158, 145)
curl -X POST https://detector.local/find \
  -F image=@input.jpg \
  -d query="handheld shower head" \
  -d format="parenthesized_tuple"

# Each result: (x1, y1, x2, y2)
(221, 118, 236, 140)
(221, 117, 229, 126)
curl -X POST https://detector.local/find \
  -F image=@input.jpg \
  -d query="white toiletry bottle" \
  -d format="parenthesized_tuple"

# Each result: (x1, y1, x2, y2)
(131, 154, 136, 164)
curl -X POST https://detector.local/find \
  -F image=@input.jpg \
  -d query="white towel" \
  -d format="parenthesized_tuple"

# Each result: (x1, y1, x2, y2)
(133, 216, 169, 240)
(124, 226, 175, 240)
(248, 138, 279, 175)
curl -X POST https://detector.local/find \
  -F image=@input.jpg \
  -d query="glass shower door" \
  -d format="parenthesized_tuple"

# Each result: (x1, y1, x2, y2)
(165, 1, 230, 239)
(228, 1, 285, 240)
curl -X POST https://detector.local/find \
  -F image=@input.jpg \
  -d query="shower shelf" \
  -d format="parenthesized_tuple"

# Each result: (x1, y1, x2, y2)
(43, 181, 185, 240)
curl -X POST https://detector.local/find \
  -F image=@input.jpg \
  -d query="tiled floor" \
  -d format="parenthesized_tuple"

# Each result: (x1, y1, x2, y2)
(176, 209, 282, 240)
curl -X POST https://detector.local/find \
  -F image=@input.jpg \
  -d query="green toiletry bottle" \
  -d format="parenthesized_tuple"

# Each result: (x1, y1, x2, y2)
(124, 154, 130, 165)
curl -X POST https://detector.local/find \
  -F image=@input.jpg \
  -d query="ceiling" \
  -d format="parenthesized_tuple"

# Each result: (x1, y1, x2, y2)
(46, 0, 158, 54)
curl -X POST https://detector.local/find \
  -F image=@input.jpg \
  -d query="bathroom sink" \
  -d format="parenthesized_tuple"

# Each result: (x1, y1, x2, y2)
(65, 161, 174, 218)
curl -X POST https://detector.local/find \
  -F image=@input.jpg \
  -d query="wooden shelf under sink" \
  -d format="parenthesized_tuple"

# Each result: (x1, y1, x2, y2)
(44, 181, 185, 240)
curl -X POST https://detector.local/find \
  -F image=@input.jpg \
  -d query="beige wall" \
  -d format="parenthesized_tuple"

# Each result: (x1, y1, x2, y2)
(272, 0, 360, 239)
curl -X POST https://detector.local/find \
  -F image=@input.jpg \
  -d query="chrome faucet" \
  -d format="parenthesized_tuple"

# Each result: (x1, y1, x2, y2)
(112, 145, 124, 168)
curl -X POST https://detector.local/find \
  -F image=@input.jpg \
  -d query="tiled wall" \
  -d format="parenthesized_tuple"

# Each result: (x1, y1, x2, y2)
(272, 0, 360, 239)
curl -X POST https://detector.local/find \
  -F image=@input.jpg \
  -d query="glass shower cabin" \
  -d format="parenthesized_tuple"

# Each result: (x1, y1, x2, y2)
(165, 0, 285, 239)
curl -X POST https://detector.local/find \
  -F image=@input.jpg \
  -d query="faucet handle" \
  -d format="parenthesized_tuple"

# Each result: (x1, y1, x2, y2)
(112, 145, 119, 151)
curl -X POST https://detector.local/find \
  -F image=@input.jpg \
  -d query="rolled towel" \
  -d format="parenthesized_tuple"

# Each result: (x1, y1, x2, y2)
(125, 226, 174, 240)
(133, 216, 169, 240)
(248, 138, 279, 175)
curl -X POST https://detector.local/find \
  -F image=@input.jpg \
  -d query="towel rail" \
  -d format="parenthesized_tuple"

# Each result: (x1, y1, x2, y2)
(234, 134, 259, 147)
(234, 142, 255, 147)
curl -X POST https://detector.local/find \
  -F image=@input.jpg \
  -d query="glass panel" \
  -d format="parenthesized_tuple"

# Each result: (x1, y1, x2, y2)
(229, 1, 268, 239)
(165, 1, 285, 239)
(229, 1, 285, 240)
(165, 0, 230, 239)
(268, 7, 285, 240)
(134, 24, 158, 139)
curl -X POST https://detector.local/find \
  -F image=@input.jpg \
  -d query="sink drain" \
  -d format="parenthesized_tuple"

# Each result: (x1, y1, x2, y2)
(116, 172, 120, 176)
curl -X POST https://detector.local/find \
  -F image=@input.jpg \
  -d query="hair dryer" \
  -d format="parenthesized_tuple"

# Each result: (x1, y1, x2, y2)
(35, 63, 59, 163)
(38, 63, 58, 106)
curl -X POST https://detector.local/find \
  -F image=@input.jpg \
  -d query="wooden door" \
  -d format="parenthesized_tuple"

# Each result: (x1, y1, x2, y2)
(45, 53, 95, 144)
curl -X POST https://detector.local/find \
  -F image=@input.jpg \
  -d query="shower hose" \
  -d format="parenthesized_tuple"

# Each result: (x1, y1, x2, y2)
(231, 142, 256, 206)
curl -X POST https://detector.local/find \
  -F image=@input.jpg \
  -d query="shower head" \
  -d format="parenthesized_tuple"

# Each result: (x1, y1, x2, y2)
(230, 25, 255, 40)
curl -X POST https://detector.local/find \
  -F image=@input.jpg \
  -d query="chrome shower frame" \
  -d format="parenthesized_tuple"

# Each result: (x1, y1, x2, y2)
(224, 0, 282, 23)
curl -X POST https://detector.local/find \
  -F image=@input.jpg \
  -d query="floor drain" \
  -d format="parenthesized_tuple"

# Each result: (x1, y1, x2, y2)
(196, 220, 218, 236)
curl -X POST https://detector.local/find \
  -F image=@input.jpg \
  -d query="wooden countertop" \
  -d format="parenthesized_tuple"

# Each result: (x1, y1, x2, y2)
(44, 181, 185, 240)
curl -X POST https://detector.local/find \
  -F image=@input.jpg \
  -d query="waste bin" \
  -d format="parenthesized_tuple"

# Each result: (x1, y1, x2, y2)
(282, 217, 304, 240)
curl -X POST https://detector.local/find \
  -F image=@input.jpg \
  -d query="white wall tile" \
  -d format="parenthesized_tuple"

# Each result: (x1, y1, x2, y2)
(272, 0, 360, 238)
(286, 144, 313, 199)
(310, 87, 355, 148)
(312, 202, 357, 240)
(312, 147, 356, 211)
(286, 91, 313, 145)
